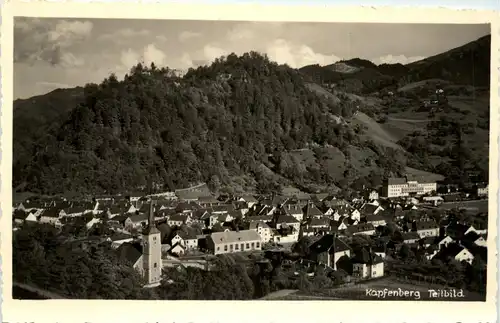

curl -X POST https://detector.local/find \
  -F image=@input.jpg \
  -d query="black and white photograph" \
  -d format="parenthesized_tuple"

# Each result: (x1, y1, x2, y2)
(4, 4, 497, 316)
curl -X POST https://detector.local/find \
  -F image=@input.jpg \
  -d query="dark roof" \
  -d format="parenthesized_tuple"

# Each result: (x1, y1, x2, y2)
(116, 242, 143, 265)
(169, 213, 188, 222)
(13, 210, 28, 220)
(41, 207, 63, 218)
(346, 223, 375, 234)
(360, 204, 380, 215)
(129, 213, 149, 223)
(414, 220, 439, 231)
(198, 196, 219, 203)
(275, 214, 300, 224)
(365, 213, 387, 223)
(212, 204, 235, 213)
(309, 234, 351, 254)
(310, 217, 330, 227)
(435, 243, 469, 260)
(109, 233, 133, 241)
(352, 248, 384, 265)
(302, 203, 324, 217)
(175, 229, 199, 240)
(401, 232, 421, 241)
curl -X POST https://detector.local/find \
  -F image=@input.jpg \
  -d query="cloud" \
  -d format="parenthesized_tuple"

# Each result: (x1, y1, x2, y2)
(36, 81, 73, 89)
(178, 31, 201, 42)
(265, 39, 340, 68)
(14, 18, 92, 68)
(143, 44, 166, 65)
(156, 35, 168, 42)
(97, 28, 150, 42)
(203, 45, 227, 62)
(374, 54, 426, 65)
(119, 44, 167, 72)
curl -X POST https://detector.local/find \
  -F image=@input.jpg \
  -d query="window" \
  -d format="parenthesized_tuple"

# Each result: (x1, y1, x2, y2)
(251, 242, 255, 249)
(246, 243, 250, 249)
(154, 263, 157, 268)
(224, 245, 228, 251)
(235, 244, 239, 250)
(256, 242, 260, 248)
(217, 247, 220, 251)
(241, 243, 244, 250)
(230, 244, 233, 251)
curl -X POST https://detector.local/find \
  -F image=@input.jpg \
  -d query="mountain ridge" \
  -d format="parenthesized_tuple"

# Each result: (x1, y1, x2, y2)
(13, 35, 490, 196)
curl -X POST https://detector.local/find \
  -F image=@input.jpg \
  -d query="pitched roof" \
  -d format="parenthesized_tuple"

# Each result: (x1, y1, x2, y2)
(212, 204, 235, 213)
(401, 232, 421, 241)
(360, 203, 380, 215)
(128, 213, 149, 223)
(249, 221, 270, 230)
(352, 248, 384, 265)
(13, 210, 28, 220)
(310, 217, 330, 227)
(309, 234, 351, 254)
(275, 214, 300, 224)
(116, 242, 143, 265)
(169, 213, 189, 222)
(40, 207, 63, 218)
(109, 233, 133, 241)
(210, 230, 260, 244)
(198, 196, 219, 203)
(240, 195, 258, 203)
(346, 223, 375, 234)
(303, 203, 324, 218)
(414, 220, 439, 230)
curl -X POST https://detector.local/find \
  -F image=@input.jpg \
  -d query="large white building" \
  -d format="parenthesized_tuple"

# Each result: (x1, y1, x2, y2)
(207, 230, 261, 255)
(383, 176, 437, 198)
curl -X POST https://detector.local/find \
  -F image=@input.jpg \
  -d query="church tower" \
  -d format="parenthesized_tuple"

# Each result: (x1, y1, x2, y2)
(142, 200, 162, 288)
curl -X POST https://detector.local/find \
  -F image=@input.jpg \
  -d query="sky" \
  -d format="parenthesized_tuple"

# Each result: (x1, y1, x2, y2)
(13, 18, 490, 99)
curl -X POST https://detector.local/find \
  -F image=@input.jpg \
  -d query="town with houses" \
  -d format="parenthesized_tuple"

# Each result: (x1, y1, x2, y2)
(13, 174, 489, 299)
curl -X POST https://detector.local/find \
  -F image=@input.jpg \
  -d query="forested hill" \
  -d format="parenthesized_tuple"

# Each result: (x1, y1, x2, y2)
(299, 35, 491, 94)
(14, 52, 406, 196)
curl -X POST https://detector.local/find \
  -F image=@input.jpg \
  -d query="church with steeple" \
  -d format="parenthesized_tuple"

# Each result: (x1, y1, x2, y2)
(141, 200, 162, 288)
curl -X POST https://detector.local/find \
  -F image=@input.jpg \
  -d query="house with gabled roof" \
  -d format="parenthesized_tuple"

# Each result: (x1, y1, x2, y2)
(308, 234, 351, 270)
(238, 195, 258, 209)
(352, 248, 384, 279)
(281, 204, 304, 222)
(13, 209, 39, 224)
(170, 229, 200, 250)
(116, 242, 144, 270)
(246, 214, 274, 223)
(364, 212, 388, 227)
(207, 230, 261, 255)
(346, 223, 375, 236)
(329, 218, 348, 233)
(250, 221, 273, 243)
(401, 232, 421, 244)
(302, 203, 324, 220)
(309, 217, 330, 230)
(197, 196, 221, 208)
(39, 207, 66, 226)
(412, 220, 439, 238)
(107, 233, 134, 249)
(359, 203, 384, 216)
(274, 214, 300, 232)
(125, 213, 149, 230)
(435, 243, 475, 265)
(167, 213, 190, 227)
(175, 201, 201, 213)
